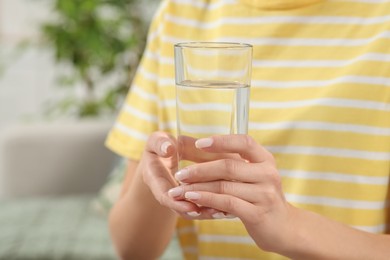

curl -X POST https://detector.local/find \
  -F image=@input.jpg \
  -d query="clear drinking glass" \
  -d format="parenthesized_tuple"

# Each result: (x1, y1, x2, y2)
(174, 42, 252, 169)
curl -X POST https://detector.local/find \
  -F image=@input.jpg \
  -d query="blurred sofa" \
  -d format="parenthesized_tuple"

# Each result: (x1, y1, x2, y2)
(0, 121, 119, 260)
(0, 120, 183, 260)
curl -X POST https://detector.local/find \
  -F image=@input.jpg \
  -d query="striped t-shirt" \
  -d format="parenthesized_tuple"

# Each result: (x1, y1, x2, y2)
(106, 0, 390, 259)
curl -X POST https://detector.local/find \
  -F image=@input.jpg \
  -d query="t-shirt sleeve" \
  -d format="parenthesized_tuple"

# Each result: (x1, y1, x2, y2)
(105, 2, 167, 160)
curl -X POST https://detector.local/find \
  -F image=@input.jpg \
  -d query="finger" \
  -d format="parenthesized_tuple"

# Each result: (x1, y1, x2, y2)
(192, 207, 237, 220)
(164, 196, 201, 215)
(174, 159, 274, 184)
(145, 131, 177, 157)
(168, 181, 262, 204)
(195, 135, 274, 163)
(183, 190, 256, 221)
(164, 195, 229, 220)
(178, 135, 240, 163)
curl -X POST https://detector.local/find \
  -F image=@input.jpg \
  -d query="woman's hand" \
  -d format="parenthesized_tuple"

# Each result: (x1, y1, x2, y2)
(167, 134, 296, 251)
(140, 131, 241, 219)
(140, 131, 208, 219)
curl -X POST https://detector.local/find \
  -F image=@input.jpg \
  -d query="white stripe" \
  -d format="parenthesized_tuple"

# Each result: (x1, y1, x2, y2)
(159, 97, 388, 112)
(160, 77, 175, 86)
(160, 120, 176, 131)
(179, 124, 231, 135)
(250, 121, 390, 136)
(158, 99, 176, 109)
(139, 67, 158, 82)
(138, 67, 174, 86)
(280, 169, 389, 185)
(353, 224, 387, 233)
(251, 98, 389, 111)
(166, 14, 390, 28)
(146, 52, 390, 68)
(144, 73, 390, 91)
(160, 76, 390, 90)
(150, 96, 388, 112)
(123, 104, 158, 123)
(267, 145, 390, 161)
(132, 85, 158, 102)
(285, 193, 388, 210)
(144, 50, 173, 65)
(186, 65, 249, 79)
(177, 100, 231, 111)
(147, 22, 163, 42)
(170, 0, 237, 10)
(220, 31, 390, 47)
(163, 31, 390, 47)
(199, 234, 256, 245)
(114, 122, 148, 141)
(253, 53, 390, 68)
(252, 75, 390, 89)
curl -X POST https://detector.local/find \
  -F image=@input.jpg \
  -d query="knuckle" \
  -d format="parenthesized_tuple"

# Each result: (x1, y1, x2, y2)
(264, 150, 276, 164)
(242, 135, 257, 149)
(264, 166, 276, 178)
(263, 189, 278, 205)
(218, 181, 231, 194)
(265, 165, 281, 186)
(223, 159, 238, 175)
(224, 197, 237, 213)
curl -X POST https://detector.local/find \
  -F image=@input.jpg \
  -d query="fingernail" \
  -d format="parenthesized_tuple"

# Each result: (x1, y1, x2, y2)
(195, 138, 213, 149)
(186, 211, 201, 217)
(161, 141, 172, 155)
(225, 214, 236, 219)
(168, 186, 183, 197)
(184, 192, 201, 200)
(175, 168, 189, 182)
(212, 212, 226, 219)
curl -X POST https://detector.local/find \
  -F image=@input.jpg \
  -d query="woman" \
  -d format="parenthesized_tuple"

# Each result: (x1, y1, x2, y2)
(107, 0, 390, 259)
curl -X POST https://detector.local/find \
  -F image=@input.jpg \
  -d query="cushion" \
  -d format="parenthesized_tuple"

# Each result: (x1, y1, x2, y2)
(0, 195, 183, 259)
(0, 195, 117, 260)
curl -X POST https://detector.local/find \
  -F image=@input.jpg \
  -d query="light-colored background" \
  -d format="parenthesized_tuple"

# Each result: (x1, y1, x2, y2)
(0, 0, 67, 131)
(0, 0, 158, 194)
(0, 0, 157, 132)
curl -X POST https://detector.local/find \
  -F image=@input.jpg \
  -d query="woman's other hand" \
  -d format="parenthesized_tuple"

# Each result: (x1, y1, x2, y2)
(167, 134, 295, 251)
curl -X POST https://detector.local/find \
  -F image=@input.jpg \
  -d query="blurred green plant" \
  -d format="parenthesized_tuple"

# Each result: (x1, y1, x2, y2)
(41, 0, 153, 118)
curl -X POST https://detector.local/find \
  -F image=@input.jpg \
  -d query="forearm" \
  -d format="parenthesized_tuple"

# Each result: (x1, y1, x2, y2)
(109, 163, 177, 260)
(279, 205, 390, 259)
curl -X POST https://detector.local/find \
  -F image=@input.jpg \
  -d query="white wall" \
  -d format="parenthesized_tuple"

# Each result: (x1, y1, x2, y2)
(0, 0, 158, 131)
(0, 0, 60, 130)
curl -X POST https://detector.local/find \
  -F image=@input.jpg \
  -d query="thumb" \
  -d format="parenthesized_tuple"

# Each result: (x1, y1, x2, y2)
(146, 131, 177, 157)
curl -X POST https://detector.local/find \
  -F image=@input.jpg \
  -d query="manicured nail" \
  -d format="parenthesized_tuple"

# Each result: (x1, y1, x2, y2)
(195, 138, 213, 149)
(186, 211, 201, 217)
(161, 141, 172, 155)
(168, 186, 183, 198)
(212, 212, 226, 219)
(175, 168, 189, 182)
(184, 192, 201, 200)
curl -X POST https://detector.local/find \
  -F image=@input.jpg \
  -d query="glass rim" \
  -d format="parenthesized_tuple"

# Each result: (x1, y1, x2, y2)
(174, 42, 252, 49)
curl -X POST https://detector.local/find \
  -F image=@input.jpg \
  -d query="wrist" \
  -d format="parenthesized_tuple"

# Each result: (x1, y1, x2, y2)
(272, 204, 309, 256)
